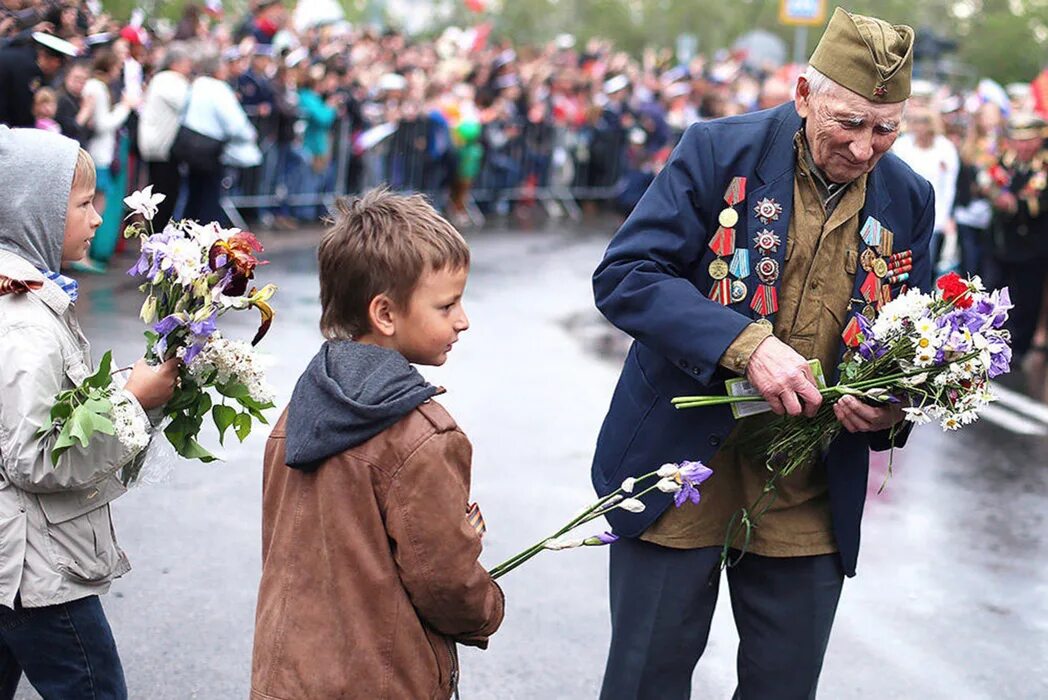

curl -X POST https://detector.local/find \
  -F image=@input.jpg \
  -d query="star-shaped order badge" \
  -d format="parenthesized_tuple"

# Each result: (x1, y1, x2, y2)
(753, 197, 782, 225)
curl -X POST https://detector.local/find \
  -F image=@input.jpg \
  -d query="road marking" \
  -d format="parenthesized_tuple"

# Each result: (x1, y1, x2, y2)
(989, 382, 1048, 425)
(978, 402, 1048, 435)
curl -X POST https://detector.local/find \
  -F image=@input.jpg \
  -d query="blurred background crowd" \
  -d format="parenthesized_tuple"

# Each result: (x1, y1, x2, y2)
(3, 0, 1048, 361)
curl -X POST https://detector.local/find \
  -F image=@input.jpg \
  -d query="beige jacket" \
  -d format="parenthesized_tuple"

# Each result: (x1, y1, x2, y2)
(0, 251, 148, 608)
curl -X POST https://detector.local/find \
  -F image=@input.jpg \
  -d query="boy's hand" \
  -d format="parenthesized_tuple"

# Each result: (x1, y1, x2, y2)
(125, 358, 180, 411)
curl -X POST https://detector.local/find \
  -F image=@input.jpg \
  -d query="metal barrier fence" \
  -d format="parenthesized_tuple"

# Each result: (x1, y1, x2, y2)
(219, 117, 635, 228)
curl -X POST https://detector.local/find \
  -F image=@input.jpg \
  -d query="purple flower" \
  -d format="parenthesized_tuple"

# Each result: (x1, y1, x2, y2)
(674, 460, 713, 508)
(987, 334, 1012, 378)
(182, 342, 205, 364)
(154, 314, 184, 335)
(596, 532, 619, 545)
(188, 311, 218, 339)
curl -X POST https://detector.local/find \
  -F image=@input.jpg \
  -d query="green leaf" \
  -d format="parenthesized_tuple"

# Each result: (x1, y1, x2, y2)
(194, 392, 213, 419)
(85, 351, 114, 389)
(212, 404, 237, 446)
(216, 381, 251, 401)
(81, 397, 113, 415)
(49, 401, 73, 423)
(246, 407, 269, 424)
(234, 412, 252, 442)
(166, 386, 199, 412)
(176, 436, 218, 463)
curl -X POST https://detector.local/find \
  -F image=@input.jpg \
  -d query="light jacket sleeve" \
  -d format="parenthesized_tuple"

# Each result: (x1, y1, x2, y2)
(385, 430, 504, 648)
(593, 123, 755, 385)
(0, 322, 147, 493)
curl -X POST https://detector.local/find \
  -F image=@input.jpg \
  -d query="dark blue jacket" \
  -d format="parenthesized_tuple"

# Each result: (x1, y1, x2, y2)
(591, 103, 935, 576)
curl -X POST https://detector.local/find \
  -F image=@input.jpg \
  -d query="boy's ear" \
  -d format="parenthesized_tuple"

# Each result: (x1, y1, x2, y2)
(367, 293, 397, 337)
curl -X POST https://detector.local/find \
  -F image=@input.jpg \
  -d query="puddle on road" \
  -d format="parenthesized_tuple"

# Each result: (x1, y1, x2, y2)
(560, 309, 630, 365)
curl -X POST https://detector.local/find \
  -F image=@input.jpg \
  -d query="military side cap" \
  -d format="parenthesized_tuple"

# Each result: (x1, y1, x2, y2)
(808, 7, 914, 104)
(1007, 113, 1047, 140)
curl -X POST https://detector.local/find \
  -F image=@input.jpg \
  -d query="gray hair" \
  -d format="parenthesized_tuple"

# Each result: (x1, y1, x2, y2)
(161, 43, 192, 71)
(801, 65, 908, 119)
(195, 52, 222, 77)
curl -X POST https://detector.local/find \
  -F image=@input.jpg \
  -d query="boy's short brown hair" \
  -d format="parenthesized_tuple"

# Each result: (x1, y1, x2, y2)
(319, 188, 470, 339)
(72, 148, 95, 193)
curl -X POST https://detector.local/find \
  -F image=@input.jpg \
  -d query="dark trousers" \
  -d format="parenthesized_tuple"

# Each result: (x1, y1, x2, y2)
(145, 159, 182, 231)
(0, 595, 126, 700)
(183, 166, 229, 227)
(600, 539, 844, 700)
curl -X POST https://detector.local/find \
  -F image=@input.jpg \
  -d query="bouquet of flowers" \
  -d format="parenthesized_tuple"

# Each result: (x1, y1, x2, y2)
(38, 187, 278, 484)
(488, 460, 712, 579)
(671, 273, 1012, 562)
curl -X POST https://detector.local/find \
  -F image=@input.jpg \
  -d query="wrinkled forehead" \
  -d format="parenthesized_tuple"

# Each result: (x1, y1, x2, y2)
(814, 82, 906, 126)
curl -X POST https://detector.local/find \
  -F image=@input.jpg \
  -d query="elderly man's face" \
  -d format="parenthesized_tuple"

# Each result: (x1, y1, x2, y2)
(795, 76, 905, 184)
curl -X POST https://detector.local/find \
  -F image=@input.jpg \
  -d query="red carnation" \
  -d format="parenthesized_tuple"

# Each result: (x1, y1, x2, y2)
(936, 272, 973, 308)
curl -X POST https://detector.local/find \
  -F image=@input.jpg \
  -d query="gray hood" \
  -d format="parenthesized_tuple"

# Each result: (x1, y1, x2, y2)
(284, 340, 438, 471)
(0, 126, 79, 272)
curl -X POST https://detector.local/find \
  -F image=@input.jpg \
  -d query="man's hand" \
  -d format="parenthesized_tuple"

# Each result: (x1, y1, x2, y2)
(833, 395, 904, 433)
(745, 335, 823, 417)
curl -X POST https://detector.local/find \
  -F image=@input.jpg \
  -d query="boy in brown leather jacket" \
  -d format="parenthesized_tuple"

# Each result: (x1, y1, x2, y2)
(250, 188, 504, 700)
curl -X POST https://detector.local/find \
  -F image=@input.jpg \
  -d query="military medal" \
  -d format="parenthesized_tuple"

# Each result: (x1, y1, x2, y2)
(754, 229, 780, 254)
(718, 208, 739, 228)
(859, 217, 883, 247)
(709, 258, 729, 279)
(878, 284, 892, 310)
(878, 228, 894, 256)
(862, 304, 877, 323)
(755, 257, 780, 285)
(753, 197, 782, 225)
(709, 226, 736, 256)
(860, 272, 879, 302)
(724, 176, 746, 204)
(872, 257, 889, 278)
(709, 278, 732, 305)
(842, 316, 863, 348)
(860, 247, 876, 272)
(730, 279, 748, 303)
(750, 284, 778, 315)
(729, 248, 750, 279)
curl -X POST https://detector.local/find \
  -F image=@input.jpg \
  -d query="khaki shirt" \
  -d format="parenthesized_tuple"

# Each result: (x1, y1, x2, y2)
(642, 134, 867, 556)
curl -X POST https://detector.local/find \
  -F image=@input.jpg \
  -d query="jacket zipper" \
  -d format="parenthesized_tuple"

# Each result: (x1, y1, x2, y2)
(446, 638, 460, 699)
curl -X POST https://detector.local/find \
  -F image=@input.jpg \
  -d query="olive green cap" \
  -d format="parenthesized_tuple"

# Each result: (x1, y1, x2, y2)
(809, 7, 914, 104)
(1006, 113, 1047, 140)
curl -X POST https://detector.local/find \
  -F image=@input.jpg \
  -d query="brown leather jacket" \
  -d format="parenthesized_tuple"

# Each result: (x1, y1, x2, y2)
(251, 400, 504, 700)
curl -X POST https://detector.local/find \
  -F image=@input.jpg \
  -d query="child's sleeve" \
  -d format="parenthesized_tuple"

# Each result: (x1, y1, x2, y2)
(0, 323, 149, 493)
(385, 430, 505, 648)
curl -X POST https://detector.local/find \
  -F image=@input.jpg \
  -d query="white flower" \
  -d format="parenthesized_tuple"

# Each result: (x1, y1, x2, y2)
(968, 275, 986, 292)
(110, 397, 149, 453)
(958, 410, 980, 425)
(543, 536, 585, 551)
(940, 415, 961, 431)
(657, 463, 680, 478)
(123, 185, 166, 221)
(620, 477, 636, 493)
(656, 477, 682, 494)
(914, 318, 935, 336)
(913, 347, 936, 367)
(902, 407, 932, 425)
(618, 498, 646, 513)
(156, 236, 206, 286)
(902, 372, 928, 387)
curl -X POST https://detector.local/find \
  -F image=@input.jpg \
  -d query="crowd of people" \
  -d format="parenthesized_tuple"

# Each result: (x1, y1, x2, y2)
(1, 0, 1048, 359)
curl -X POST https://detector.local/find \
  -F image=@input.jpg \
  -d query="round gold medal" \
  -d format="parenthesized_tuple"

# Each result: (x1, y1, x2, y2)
(872, 258, 889, 278)
(708, 259, 729, 280)
(755, 318, 773, 329)
(718, 207, 739, 229)
(862, 304, 877, 323)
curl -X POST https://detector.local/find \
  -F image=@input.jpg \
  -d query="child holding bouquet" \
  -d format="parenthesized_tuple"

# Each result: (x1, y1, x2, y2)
(0, 126, 178, 698)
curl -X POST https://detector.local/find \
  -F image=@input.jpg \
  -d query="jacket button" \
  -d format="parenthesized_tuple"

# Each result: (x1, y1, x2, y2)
(679, 359, 689, 369)
(691, 367, 700, 375)
(708, 435, 722, 447)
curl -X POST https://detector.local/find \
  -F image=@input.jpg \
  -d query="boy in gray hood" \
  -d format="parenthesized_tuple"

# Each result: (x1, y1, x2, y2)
(0, 126, 179, 699)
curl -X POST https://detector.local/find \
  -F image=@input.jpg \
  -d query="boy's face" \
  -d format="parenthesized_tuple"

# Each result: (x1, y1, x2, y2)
(391, 265, 470, 366)
(62, 182, 101, 263)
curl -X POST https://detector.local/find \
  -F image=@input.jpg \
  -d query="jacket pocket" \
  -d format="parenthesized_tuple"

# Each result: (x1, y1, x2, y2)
(43, 504, 127, 583)
(423, 627, 454, 696)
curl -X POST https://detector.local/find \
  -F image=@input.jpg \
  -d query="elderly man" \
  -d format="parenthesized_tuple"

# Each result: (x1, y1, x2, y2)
(592, 9, 933, 699)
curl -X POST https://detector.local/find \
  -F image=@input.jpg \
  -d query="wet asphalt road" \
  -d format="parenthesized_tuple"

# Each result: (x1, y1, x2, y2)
(17, 217, 1048, 699)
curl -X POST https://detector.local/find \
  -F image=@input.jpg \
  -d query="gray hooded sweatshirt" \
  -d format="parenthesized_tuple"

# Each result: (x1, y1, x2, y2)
(0, 125, 78, 272)
(285, 340, 438, 471)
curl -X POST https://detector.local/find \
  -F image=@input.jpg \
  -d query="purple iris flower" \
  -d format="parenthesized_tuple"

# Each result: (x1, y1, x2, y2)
(986, 335, 1012, 378)
(154, 314, 184, 335)
(182, 342, 206, 364)
(674, 460, 713, 508)
(189, 311, 218, 340)
(596, 532, 619, 545)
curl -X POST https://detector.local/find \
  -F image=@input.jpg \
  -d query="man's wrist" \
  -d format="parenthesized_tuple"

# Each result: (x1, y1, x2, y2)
(719, 322, 775, 374)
